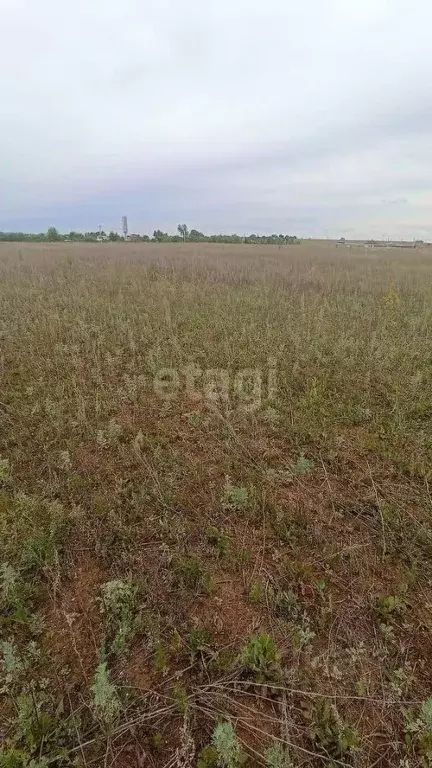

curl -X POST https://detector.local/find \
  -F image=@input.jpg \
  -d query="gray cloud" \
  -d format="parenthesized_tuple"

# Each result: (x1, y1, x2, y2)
(1, 0, 432, 238)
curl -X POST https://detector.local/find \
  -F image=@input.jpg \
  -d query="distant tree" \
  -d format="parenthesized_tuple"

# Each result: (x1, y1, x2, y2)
(0, 227, 300, 245)
(153, 229, 170, 242)
(177, 224, 189, 241)
(47, 226, 60, 241)
(188, 229, 205, 242)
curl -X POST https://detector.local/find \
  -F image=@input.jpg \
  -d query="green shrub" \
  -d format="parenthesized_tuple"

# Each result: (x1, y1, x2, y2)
(212, 722, 245, 768)
(240, 634, 280, 682)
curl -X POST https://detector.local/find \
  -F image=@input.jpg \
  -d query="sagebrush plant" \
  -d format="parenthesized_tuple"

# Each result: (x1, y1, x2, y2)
(264, 742, 293, 768)
(211, 722, 245, 768)
(91, 661, 121, 724)
(99, 578, 142, 656)
(290, 454, 315, 477)
(1, 637, 23, 684)
(221, 482, 249, 512)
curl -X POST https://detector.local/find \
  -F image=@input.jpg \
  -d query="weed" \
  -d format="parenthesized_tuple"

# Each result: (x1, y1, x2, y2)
(1, 563, 36, 628)
(240, 634, 280, 682)
(292, 613, 316, 651)
(0, 493, 67, 579)
(1, 638, 23, 684)
(206, 525, 230, 557)
(221, 482, 249, 512)
(99, 578, 142, 656)
(211, 722, 246, 768)
(151, 731, 163, 749)
(187, 627, 211, 656)
(172, 683, 188, 714)
(232, 548, 252, 570)
(290, 454, 315, 476)
(154, 644, 169, 673)
(389, 665, 415, 698)
(247, 579, 264, 604)
(270, 512, 307, 546)
(186, 412, 203, 428)
(210, 648, 238, 673)
(264, 742, 293, 768)
(58, 450, 72, 471)
(174, 556, 212, 593)
(0, 456, 10, 485)
(91, 661, 121, 725)
(0, 642, 75, 766)
(308, 700, 360, 761)
(96, 418, 123, 448)
(198, 743, 219, 768)
(273, 588, 301, 620)
(405, 697, 432, 763)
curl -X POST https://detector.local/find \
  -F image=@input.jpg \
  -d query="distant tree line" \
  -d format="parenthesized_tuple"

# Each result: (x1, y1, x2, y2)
(0, 225, 301, 245)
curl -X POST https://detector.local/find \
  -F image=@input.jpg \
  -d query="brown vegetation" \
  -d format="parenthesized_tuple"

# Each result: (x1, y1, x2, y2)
(1, 241, 432, 767)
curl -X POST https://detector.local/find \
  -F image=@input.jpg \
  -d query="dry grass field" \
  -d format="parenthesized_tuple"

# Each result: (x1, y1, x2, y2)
(1, 241, 432, 768)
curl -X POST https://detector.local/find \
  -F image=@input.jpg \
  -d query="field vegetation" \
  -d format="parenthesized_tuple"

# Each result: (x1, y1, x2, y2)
(1, 241, 432, 767)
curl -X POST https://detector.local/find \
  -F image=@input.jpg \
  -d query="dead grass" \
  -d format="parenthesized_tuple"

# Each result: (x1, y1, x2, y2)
(1, 241, 432, 767)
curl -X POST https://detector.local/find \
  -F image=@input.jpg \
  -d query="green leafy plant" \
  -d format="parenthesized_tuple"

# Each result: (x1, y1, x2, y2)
(404, 696, 432, 763)
(1, 638, 23, 684)
(187, 627, 211, 656)
(206, 526, 229, 557)
(273, 589, 300, 620)
(290, 454, 315, 476)
(240, 634, 280, 682)
(247, 579, 264, 604)
(375, 594, 406, 620)
(270, 512, 307, 546)
(308, 700, 360, 760)
(0, 563, 36, 627)
(292, 613, 316, 651)
(174, 556, 212, 593)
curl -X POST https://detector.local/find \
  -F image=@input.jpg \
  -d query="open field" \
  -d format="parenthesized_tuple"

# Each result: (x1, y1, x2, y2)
(1, 241, 432, 767)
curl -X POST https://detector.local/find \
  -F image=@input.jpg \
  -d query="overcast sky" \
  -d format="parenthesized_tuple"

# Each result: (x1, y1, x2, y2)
(1, 0, 432, 238)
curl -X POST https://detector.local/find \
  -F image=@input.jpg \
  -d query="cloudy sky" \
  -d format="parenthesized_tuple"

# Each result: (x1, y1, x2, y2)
(1, 0, 432, 238)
